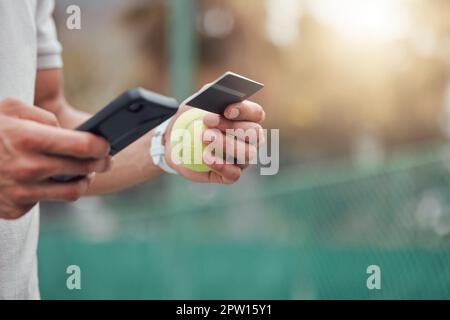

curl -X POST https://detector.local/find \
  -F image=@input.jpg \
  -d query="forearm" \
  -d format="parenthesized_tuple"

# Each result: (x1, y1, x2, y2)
(87, 131, 164, 195)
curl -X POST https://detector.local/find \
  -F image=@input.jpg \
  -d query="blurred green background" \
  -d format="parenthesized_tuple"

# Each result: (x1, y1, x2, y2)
(39, 0, 450, 299)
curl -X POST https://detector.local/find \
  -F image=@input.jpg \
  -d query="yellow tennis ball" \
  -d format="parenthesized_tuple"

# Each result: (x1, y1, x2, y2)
(169, 108, 212, 172)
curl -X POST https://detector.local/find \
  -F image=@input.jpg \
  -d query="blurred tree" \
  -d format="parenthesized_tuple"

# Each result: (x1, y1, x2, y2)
(120, 0, 450, 164)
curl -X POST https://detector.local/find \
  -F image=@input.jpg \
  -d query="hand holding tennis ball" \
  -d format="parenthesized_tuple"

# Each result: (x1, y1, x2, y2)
(164, 101, 266, 184)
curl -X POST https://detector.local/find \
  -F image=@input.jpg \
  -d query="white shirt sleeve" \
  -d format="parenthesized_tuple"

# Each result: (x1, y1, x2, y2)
(35, 0, 63, 70)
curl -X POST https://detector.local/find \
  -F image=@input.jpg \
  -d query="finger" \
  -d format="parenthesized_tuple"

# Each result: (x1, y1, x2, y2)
(26, 178, 92, 202)
(12, 155, 113, 182)
(1, 98, 59, 127)
(203, 130, 258, 165)
(203, 152, 242, 184)
(223, 100, 265, 123)
(17, 106, 60, 127)
(41, 155, 113, 178)
(20, 123, 110, 159)
(203, 115, 263, 144)
(237, 163, 250, 170)
(174, 164, 243, 185)
(207, 170, 241, 185)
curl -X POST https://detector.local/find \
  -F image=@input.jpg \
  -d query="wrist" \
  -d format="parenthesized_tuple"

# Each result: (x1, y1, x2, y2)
(150, 117, 178, 175)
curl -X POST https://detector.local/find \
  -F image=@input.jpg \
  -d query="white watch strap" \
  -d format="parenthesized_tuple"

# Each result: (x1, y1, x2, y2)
(150, 117, 178, 175)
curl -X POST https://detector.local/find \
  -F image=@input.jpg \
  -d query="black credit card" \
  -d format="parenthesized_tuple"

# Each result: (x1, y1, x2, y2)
(184, 71, 264, 114)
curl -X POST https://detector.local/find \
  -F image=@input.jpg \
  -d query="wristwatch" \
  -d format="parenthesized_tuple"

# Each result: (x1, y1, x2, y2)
(150, 117, 179, 175)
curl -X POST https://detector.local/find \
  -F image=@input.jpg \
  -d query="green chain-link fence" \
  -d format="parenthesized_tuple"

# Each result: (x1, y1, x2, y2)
(38, 142, 450, 299)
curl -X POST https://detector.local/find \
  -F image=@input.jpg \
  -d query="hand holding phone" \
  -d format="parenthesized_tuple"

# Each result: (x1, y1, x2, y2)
(51, 88, 178, 182)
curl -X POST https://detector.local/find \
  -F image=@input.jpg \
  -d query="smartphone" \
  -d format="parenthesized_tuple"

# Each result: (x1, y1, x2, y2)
(184, 71, 264, 114)
(51, 88, 179, 182)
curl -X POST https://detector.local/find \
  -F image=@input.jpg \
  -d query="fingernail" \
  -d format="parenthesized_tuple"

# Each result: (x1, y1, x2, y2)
(204, 113, 220, 127)
(203, 130, 217, 143)
(227, 107, 240, 120)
